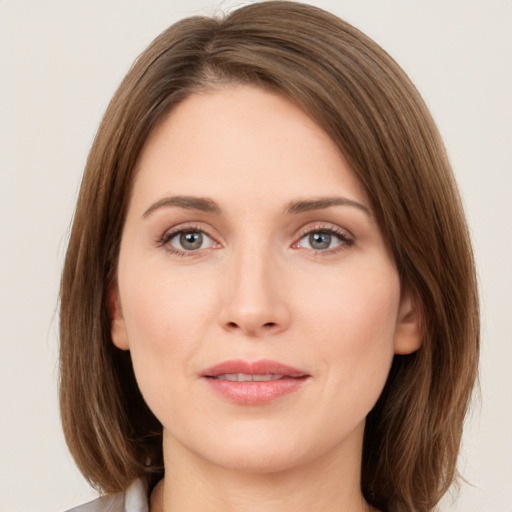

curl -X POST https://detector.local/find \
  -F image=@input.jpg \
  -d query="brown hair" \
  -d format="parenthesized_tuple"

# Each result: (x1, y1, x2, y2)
(59, 2, 479, 511)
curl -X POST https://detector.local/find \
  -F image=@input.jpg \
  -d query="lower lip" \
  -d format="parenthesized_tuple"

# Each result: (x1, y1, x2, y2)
(204, 377, 308, 405)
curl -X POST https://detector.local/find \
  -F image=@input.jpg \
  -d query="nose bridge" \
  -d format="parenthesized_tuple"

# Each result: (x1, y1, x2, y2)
(219, 237, 289, 336)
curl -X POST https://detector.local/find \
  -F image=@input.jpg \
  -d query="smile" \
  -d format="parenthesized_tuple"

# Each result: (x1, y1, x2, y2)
(214, 373, 284, 382)
(201, 359, 310, 405)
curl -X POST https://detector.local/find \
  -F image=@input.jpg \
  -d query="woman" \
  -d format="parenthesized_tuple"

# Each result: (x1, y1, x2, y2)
(59, 2, 479, 511)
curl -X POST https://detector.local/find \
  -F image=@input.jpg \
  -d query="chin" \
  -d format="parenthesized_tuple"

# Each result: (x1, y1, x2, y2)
(183, 419, 358, 476)
(164, 419, 314, 475)
(209, 444, 311, 475)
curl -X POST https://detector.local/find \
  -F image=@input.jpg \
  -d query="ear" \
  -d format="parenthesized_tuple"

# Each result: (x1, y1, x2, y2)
(107, 283, 130, 351)
(393, 287, 423, 355)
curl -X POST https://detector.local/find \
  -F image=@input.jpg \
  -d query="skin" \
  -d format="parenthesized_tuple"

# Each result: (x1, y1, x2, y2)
(110, 84, 421, 512)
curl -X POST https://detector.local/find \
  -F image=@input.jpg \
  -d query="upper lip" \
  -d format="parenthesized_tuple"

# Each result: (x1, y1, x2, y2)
(201, 359, 308, 378)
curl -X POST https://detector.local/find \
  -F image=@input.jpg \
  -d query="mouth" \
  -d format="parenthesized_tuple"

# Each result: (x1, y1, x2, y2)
(212, 373, 288, 382)
(201, 359, 308, 378)
(201, 359, 310, 405)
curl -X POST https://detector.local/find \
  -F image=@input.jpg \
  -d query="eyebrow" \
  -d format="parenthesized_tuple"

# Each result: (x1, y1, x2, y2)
(142, 194, 371, 219)
(284, 196, 371, 216)
(142, 195, 221, 218)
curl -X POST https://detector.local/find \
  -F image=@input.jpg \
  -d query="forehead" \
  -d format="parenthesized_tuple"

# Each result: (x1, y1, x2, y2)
(131, 84, 368, 212)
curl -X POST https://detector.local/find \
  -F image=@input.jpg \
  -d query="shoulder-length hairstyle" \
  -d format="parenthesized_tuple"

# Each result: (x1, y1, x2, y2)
(59, 2, 479, 511)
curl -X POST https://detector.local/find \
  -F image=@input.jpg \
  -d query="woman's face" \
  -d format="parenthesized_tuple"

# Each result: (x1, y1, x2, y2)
(111, 84, 421, 474)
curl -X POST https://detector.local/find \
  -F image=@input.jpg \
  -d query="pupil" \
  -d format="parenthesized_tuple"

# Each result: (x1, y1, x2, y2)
(180, 232, 203, 250)
(309, 232, 331, 249)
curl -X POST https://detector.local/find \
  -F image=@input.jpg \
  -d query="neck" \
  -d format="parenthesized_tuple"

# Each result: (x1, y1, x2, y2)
(152, 427, 374, 512)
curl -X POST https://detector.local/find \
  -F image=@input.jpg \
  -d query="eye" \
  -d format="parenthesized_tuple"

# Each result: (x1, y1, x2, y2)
(295, 227, 353, 252)
(164, 229, 217, 253)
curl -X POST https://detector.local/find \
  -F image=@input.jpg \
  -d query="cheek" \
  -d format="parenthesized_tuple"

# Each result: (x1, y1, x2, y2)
(296, 262, 400, 387)
(299, 274, 399, 446)
(117, 262, 219, 411)
(121, 259, 217, 343)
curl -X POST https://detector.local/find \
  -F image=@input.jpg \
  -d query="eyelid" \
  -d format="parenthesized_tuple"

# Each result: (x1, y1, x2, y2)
(292, 222, 355, 252)
(155, 221, 354, 256)
(157, 223, 222, 255)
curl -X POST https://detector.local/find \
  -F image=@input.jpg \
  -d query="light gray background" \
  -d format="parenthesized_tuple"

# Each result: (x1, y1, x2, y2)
(1, 1, 511, 511)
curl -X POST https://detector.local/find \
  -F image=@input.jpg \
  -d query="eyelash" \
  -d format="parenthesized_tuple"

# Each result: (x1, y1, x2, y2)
(157, 224, 218, 257)
(157, 223, 354, 257)
(293, 224, 354, 255)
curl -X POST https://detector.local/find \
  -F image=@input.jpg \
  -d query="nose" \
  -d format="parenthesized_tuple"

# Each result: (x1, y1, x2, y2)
(218, 244, 291, 337)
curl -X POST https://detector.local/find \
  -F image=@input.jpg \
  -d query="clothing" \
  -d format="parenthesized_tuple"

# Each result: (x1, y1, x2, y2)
(65, 479, 148, 512)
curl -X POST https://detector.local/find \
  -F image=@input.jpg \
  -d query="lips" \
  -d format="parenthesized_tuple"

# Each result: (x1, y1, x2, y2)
(201, 359, 310, 405)
(214, 373, 285, 382)
(202, 359, 308, 378)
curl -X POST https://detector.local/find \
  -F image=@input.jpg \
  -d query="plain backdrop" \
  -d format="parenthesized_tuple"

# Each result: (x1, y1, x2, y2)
(0, 1, 511, 511)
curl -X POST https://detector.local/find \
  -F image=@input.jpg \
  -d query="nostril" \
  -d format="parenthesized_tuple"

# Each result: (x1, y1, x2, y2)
(225, 321, 277, 330)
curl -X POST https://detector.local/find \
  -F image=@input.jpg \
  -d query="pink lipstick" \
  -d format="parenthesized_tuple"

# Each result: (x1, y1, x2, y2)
(201, 359, 310, 405)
